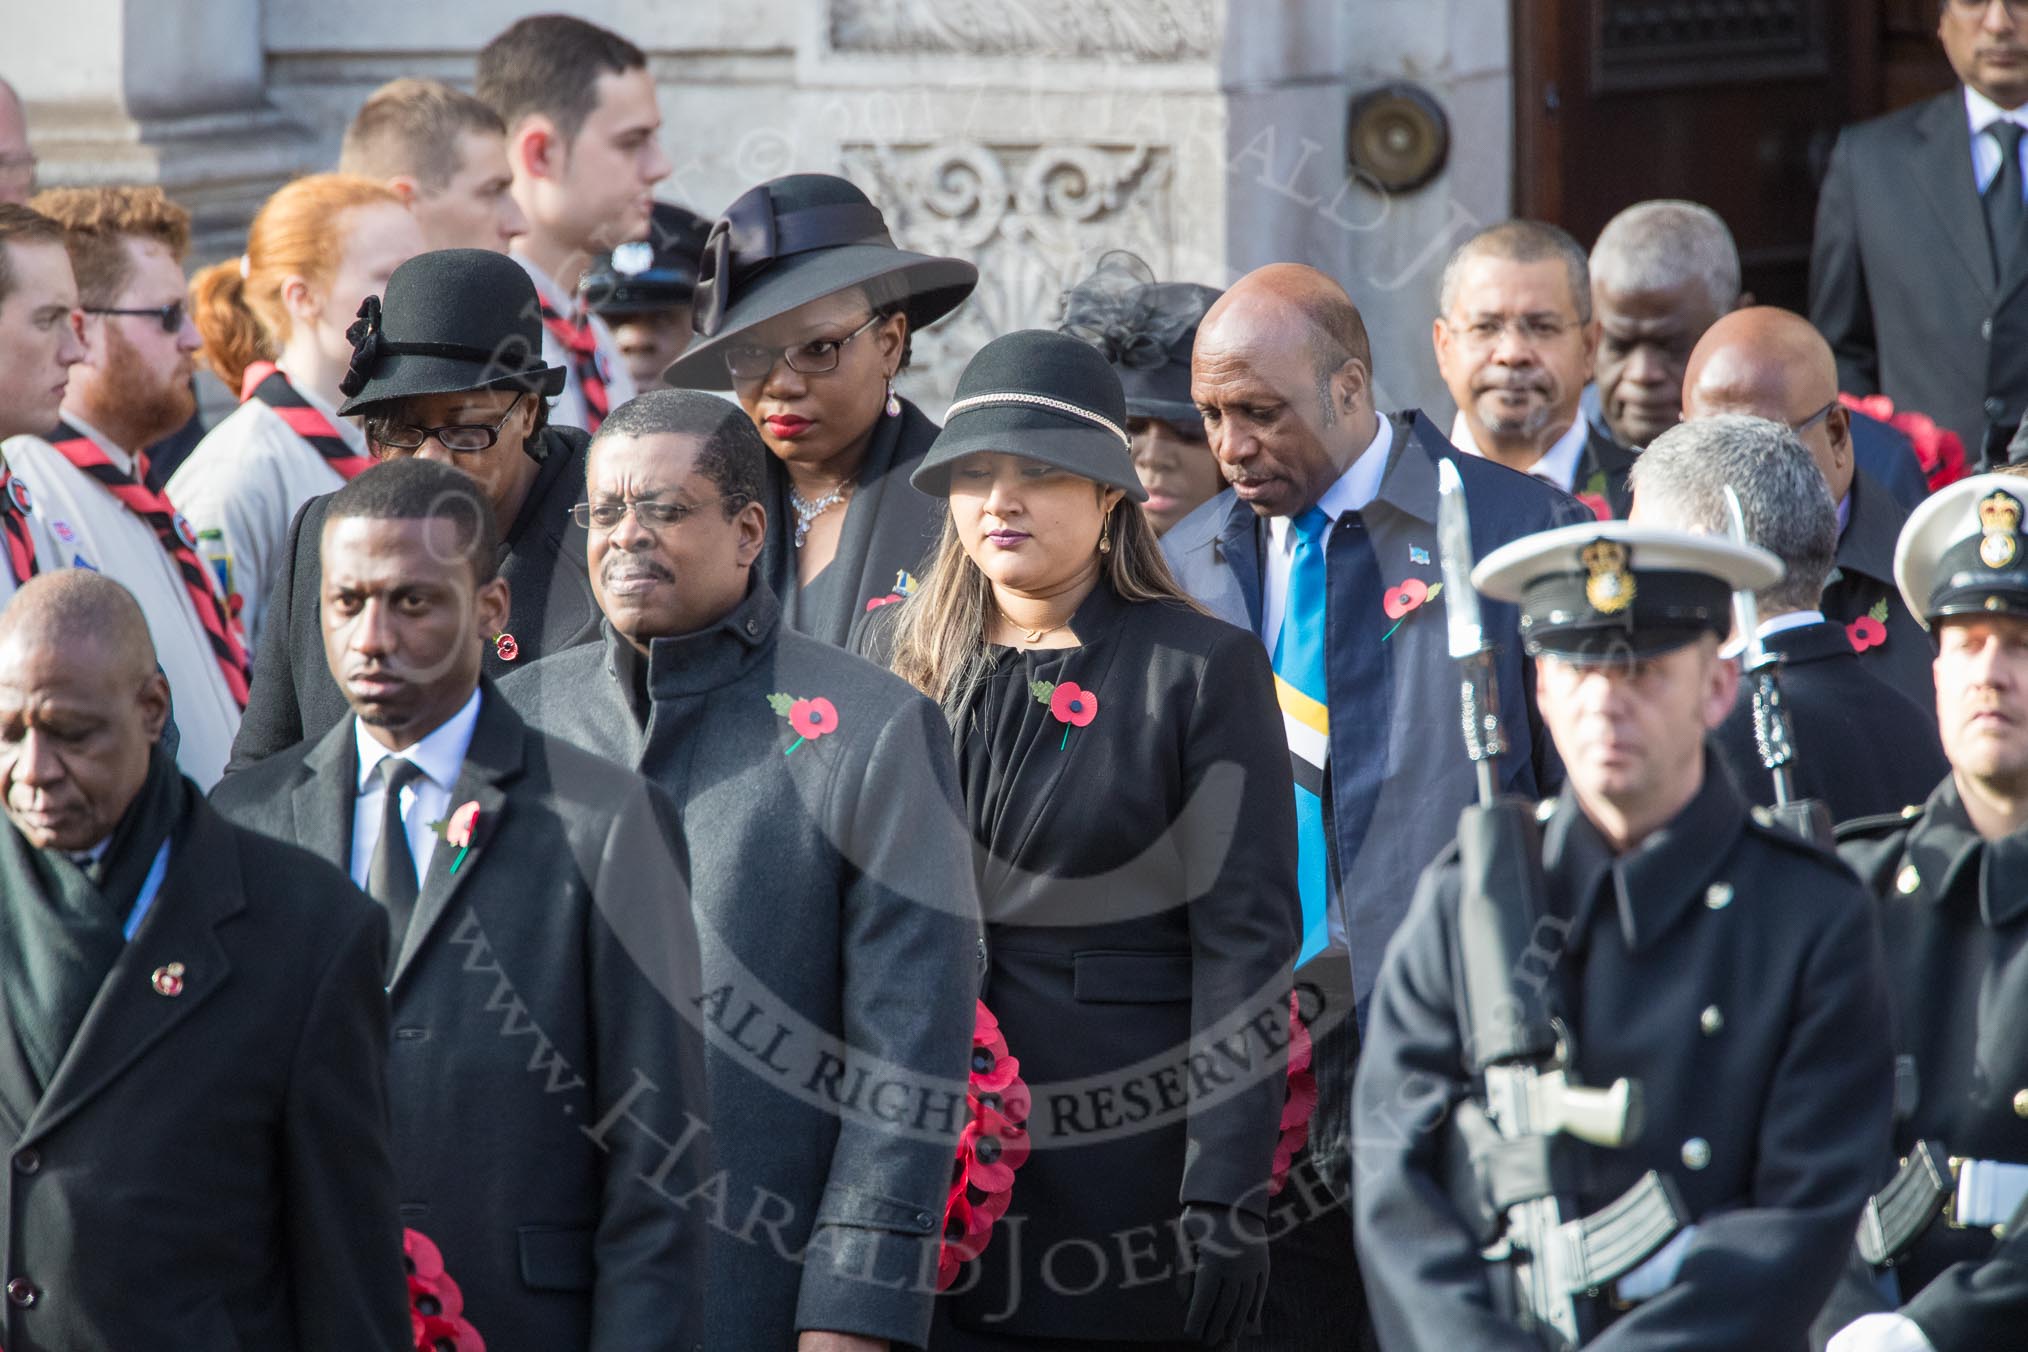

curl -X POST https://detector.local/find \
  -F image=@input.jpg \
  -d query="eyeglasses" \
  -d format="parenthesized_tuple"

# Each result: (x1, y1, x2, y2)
(722, 313, 884, 381)
(1948, 0, 2028, 18)
(570, 496, 731, 532)
(1788, 400, 1837, 434)
(368, 394, 525, 454)
(82, 301, 187, 335)
(1450, 313, 1579, 349)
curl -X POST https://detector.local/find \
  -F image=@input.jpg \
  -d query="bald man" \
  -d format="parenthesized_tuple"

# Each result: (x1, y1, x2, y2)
(0, 571, 407, 1350)
(1681, 307, 1933, 709)
(0, 81, 31, 207)
(1163, 262, 1588, 1352)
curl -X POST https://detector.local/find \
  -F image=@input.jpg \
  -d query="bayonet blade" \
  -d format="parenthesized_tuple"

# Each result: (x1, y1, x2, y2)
(1437, 457, 1484, 660)
(1722, 485, 1768, 671)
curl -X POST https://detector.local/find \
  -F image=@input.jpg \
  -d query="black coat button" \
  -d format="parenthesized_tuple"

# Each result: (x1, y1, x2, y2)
(11, 1149, 37, 1175)
(6, 1276, 38, 1306)
(1984, 317, 1995, 341)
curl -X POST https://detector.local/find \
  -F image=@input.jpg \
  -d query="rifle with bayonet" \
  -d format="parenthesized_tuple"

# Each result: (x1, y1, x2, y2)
(1721, 486, 1834, 847)
(1434, 461, 1688, 1348)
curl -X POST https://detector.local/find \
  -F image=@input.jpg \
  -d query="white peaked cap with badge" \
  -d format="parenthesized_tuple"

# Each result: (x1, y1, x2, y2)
(1893, 472, 2028, 628)
(1473, 521, 1783, 662)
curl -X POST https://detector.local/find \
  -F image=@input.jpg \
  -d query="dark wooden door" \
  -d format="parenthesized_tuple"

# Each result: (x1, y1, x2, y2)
(1512, 0, 1954, 312)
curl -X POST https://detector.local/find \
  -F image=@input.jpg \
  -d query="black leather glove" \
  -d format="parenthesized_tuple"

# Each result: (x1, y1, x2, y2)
(1180, 1202, 1269, 1346)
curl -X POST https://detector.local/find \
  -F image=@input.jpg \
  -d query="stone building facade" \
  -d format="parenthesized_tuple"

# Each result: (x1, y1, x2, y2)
(11, 0, 1510, 417)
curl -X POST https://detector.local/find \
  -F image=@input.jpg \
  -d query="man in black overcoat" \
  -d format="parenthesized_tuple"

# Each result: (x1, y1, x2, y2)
(212, 459, 708, 1352)
(1822, 471, 2028, 1352)
(0, 570, 409, 1350)
(227, 248, 599, 772)
(499, 389, 980, 1352)
(1627, 413, 1947, 823)
(1353, 519, 1893, 1351)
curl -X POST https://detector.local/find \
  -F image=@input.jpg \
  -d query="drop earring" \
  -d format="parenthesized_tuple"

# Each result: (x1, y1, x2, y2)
(1099, 513, 1113, 554)
(884, 381, 901, 418)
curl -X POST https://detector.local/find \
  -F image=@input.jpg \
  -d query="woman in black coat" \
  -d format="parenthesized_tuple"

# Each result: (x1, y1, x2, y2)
(864, 331, 1302, 1349)
(662, 172, 976, 647)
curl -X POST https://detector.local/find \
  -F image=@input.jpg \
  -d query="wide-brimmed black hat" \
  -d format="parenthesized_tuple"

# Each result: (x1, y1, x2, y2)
(581, 201, 714, 318)
(336, 248, 567, 417)
(660, 173, 977, 391)
(1060, 251, 1221, 425)
(911, 330, 1146, 501)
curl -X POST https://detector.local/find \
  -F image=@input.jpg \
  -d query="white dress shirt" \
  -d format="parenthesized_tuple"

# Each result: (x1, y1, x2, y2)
(1827, 1313, 1936, 1352)
(348, 688, 483, 892)
(1449, 410, 1590, 494)
(1, 415, 242, 788)
(1967, 84, 2028, 197)
(1720, 609, 1825, 661)
(510, 252, 638, 433)
(1261, 415, 1395, 650)
(166, 385, 359, 648)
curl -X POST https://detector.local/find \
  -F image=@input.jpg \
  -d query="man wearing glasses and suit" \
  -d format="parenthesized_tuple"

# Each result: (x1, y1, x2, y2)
(225, 248, 601, 774)
(1812, 0, 2028, 469)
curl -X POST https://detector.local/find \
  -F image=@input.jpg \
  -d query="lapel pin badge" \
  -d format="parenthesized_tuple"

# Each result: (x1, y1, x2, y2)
(1409, 545, 1430, 566)
(151, 962, 186, 997)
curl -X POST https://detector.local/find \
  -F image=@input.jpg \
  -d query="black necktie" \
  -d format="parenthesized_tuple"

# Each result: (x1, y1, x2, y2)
(366, 757, 425, 978)
(1987, 121, 2026, 273)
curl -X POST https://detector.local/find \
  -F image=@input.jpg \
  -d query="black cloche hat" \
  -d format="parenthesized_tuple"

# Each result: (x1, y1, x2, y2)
(911, 329, 1147, 501)
(660, 173, 977, 391)
(336, 248, 567, 417)
(1059, 251, 1222, 425)
(580, 201, 714, 318)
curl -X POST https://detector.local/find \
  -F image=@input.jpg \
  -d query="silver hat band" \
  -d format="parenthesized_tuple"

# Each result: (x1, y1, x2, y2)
(944, 391, 1130, 448)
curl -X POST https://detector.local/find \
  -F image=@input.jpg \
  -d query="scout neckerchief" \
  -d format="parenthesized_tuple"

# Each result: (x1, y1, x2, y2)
(0, 454, 39, 585)
(534, 289, 609, 433)
(46, 422, 251, 706)
(239, 360, 373, 480)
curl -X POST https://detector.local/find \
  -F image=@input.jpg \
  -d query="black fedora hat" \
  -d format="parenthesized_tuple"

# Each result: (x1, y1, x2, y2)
(660, 173, 977, 391)
(911, 330, 1146, 501)
(581, 201, 714, 318)
(336, 248, 568, 417)
(1060, 251, 1222, 425)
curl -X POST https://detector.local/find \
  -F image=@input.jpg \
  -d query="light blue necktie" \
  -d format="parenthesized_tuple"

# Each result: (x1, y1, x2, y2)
(1272, 506, 1333, 964)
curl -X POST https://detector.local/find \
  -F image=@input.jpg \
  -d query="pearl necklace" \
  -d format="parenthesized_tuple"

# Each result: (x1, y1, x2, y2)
(789, 481, 851, 548)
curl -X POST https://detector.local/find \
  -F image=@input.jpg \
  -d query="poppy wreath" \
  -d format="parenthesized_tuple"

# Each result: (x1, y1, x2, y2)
(1838, 392, 1969, 493)
(405, 1228, 485, 1351)
(938, 1000, 1032, 1289)
(1270, 991, 1318, 1195)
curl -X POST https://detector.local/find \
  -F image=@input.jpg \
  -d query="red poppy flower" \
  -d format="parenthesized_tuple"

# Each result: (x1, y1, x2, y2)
(1840, 392, 1969, 491)
(1049, 682, 1098, 727)
(970, 1043, 1020, 1093)
(404, 1228, 446, 1282)
(1270, 993, 1319, 1196)
(445, 801, 481, 849)
(1847, 615, 1888, 653)
(1382, 577, 1429, 620)
(789, 697, 838, 740)
(1575, 492, 1612, 522)
(493, 632, 518, 662)
(963, 1120, 1032, 1191)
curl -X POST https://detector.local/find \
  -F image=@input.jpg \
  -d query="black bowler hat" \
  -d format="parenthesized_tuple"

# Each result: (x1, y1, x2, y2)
(580, 201, 714, 318)
(1894, 472, 2028, 625)
(660, 173, 977, 391)
(337, 248, 567, 416)
(911, 330, 1147, 501)
(1059, 251, 1222, 425)
(1474, 521, 1781, 662)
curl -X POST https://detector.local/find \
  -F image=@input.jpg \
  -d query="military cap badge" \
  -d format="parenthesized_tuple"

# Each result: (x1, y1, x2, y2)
(1582, 539, 1635, 614)
(1979, 489, 2022, 570)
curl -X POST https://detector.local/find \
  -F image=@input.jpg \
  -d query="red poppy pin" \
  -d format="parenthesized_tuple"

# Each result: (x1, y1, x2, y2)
(491, 632, 518, 662)
(1847, 598, 1890, 654)
(150, 961, 186, 997)
(767, 692, 838, 755)
(1030, 679, 1098, 750)
(403, 1228, 484, 1351)
(428, 801, 481, 874)
(938, 1000, 1032, 1289)
(1380, 579, 1442, 642)
(1575, 469, 1613, 522)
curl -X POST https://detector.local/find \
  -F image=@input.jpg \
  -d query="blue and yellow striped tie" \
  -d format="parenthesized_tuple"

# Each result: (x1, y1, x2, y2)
(1273, 506, 1333, 964)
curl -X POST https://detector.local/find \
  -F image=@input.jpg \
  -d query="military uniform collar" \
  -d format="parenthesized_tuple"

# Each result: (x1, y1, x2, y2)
(1904, 776, 2028, 926)
(1546, 751, 1749, 954)
(603, 575, 782, 708)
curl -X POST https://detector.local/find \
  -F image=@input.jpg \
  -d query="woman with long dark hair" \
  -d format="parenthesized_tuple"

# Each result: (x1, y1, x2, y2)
(662, 172, 975, 647)
(866, 330, 1301, 1350)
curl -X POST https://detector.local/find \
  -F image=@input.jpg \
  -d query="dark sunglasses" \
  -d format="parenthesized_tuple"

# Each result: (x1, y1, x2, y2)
(82, 301, 187, 335)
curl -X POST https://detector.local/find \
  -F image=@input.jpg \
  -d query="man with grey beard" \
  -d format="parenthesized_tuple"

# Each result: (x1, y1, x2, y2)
(1434, 221, 1638, 518)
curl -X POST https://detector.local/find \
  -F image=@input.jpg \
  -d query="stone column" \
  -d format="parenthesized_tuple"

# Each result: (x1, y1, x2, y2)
(11, 0, 320, 262)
